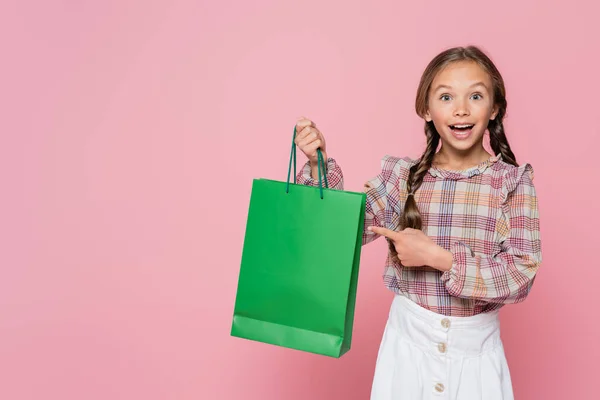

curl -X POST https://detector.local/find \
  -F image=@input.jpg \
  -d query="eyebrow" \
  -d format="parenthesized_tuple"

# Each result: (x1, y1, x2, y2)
(433, 82, 489, 92)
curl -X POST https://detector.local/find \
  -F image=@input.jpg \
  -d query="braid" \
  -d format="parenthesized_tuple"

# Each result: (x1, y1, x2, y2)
(488, 118, 518, 167)
(388, 122, 439, 263)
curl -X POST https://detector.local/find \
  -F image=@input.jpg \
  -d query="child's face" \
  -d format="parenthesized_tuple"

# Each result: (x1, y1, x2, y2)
(425, 61, 498, 154)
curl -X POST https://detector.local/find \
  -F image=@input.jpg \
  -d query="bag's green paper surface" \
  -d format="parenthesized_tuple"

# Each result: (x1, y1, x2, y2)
(231, 136, 366, 358)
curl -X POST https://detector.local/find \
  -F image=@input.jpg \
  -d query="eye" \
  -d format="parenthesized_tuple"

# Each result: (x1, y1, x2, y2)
(471, 93, 483, 100)
(440, 94, 452, 101)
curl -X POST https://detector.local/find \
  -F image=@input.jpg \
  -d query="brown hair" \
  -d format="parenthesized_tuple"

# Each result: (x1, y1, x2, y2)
(390, 46, 519, 263)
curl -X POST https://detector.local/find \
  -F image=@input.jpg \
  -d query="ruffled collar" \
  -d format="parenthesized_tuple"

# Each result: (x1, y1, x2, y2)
(428, 153, 502, 180)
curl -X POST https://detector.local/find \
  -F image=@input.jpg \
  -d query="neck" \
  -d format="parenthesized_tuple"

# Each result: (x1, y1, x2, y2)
(434, 144, 492, 170)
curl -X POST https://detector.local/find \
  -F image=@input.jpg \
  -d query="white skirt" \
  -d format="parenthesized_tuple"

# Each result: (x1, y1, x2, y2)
(371, 295, 514, 400)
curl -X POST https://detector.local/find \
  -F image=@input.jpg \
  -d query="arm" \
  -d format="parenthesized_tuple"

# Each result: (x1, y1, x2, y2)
(360, 155, 406, 246)
(362, 171, 391, 246)
(296, 158, 344, 190)
(439, 164, 542, 304)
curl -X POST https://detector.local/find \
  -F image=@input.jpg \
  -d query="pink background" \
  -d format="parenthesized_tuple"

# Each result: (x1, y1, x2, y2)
(2, 0, 598, 399)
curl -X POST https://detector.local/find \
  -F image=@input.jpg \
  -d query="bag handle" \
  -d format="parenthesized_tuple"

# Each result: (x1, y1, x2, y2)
(286, 126, 329, 199)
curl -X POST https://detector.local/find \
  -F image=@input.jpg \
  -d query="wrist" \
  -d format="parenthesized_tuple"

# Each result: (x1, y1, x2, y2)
(309, 154, 328, 177)
(430, 246, 453, 272)
(309, 153, 328, 167)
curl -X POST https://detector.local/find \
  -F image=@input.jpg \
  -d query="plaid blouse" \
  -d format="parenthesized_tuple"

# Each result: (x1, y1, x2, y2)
(297, 154, 542, 317)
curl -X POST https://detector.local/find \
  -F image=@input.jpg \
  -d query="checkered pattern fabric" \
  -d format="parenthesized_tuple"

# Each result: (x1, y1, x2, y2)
(297, 154, 542, 316)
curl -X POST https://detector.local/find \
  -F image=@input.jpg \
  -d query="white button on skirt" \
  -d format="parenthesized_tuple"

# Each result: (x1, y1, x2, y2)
(370, 295, 514, 400)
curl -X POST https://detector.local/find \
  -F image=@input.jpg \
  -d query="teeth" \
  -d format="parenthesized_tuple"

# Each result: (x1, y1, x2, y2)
(452, 124, 473, 129)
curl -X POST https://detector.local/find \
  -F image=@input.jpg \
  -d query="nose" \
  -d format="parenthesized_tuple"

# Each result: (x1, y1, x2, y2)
(453, 98, 470, 117)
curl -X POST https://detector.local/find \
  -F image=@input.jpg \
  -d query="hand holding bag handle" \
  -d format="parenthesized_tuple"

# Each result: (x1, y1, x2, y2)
(286, 126, 329, 199)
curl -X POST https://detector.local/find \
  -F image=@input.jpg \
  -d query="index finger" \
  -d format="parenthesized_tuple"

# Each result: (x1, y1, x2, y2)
(367, 226, 399, 240)
(296, 117, 316, 131)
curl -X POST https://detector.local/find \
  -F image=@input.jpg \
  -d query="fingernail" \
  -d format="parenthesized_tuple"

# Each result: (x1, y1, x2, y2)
(367, 227, 372, 231)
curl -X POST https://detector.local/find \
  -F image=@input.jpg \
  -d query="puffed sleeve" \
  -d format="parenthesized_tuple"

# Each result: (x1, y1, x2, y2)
(441, 163, 542, 304)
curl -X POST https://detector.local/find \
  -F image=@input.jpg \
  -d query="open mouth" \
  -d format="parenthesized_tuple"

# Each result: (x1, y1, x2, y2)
(449, 124, 474, 132)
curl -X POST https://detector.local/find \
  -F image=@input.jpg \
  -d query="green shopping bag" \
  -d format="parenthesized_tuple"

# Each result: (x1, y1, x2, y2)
(231, 127, 367, 358)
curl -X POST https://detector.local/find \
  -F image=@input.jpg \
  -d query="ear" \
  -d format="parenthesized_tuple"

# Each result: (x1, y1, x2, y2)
(490, 105, 499, 121)
(425, 109, 432, 122)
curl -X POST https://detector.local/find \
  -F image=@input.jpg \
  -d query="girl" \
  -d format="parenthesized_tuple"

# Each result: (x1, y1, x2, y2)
(294, 46, 541, 400)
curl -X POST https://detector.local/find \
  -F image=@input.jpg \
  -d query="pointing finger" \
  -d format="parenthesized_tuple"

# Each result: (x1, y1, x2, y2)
(367, 226, 399, 240)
